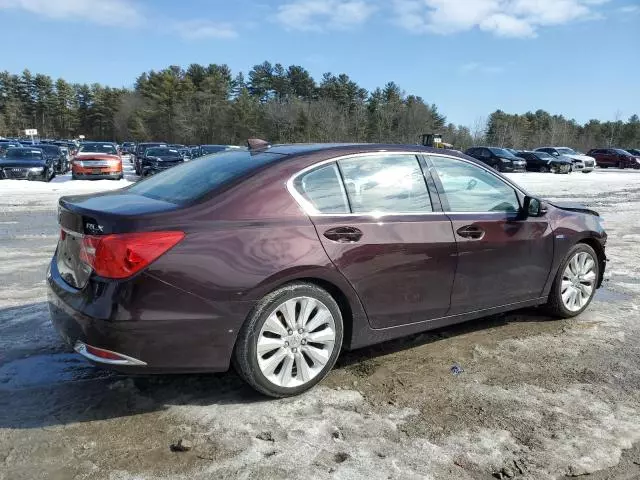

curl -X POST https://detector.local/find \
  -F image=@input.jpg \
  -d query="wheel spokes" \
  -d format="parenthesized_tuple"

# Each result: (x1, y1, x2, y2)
(260, 348, 288, 376)
(257, 336, 285, 354)
(263, 314, 288, 337)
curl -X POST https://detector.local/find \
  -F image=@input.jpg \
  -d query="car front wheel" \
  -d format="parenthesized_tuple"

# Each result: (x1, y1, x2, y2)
(233, 282, 344, 398)
(545, 244, 599, 318)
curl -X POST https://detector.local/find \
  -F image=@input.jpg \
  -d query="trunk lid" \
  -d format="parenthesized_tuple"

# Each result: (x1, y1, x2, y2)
(56, 191, 180, 289)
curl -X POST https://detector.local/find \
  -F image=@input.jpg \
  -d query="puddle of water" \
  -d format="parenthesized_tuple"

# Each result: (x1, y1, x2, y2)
(595, 288, 632, 303)
(0, 353, 114, 390)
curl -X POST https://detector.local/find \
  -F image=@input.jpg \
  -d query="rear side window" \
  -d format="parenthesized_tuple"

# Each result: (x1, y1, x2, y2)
(128, 150, 281, 205)
(338, 154, 432, 214)
(293, 164, 349, 214)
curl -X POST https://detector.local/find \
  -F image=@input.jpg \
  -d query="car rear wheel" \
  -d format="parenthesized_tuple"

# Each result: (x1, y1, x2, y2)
(539, 165, 550, 173)
(233, 282, 344, 398)
(545, 244, 599, 318)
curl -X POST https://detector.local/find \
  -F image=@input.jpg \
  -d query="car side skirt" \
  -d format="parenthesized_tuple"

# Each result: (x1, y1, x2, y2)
(348, 297, 547, 350)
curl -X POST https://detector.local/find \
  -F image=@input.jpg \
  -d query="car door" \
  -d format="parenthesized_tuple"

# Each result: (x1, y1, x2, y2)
(292, 152, 458, 329)
(428, 155, 554, 314)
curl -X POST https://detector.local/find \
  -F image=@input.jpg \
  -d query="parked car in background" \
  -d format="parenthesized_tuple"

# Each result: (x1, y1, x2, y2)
(121, 142, 136, 156)
(178, 147, 192, 161)
(47, 143, 607, 397)
(72, 142, 123, 180)
(464, 146, 527, 172)
(534, 147, 595, 173)
(189, 146, 202, 158)
(37, 144, 69, 174)
(587, 148, 640, 169)
(516, 150, 572, 173)
(134, 142, 167, 175)
(0, 140, 22, 156)
(140, 147, 184, 176)
(626, 148, 640, 156)
(0, 147, 55, 181)
(200, 144, 244, 156)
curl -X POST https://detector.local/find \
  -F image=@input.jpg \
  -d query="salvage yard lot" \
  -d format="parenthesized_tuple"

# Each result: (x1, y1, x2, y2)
(1, 169, 640, 479)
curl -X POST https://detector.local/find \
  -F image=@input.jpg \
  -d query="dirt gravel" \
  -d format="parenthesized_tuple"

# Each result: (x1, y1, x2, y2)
(1, 168, 640, 480)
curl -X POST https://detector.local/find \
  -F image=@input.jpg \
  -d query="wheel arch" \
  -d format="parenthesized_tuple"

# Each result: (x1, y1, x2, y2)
(576, 237, 606, 288)
(243, 266, 370, 351)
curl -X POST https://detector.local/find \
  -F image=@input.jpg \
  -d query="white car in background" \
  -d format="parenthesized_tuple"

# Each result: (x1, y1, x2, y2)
(534, 147, 596, 173)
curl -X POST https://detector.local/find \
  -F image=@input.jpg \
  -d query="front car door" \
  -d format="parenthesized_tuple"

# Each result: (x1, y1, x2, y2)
(427, 155, 555, 314)
(289, 152, 457, 329)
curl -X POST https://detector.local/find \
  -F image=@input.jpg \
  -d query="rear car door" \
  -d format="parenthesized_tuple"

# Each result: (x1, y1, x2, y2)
(428, 155, 554, 314)
(291, 152, 457, 329)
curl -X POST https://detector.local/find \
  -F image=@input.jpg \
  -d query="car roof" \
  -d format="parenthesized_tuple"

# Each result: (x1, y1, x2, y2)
(263, 143, 467, 158)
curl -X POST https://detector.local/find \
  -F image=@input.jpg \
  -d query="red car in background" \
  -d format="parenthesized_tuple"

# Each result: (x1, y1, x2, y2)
(587, 148, 640, 169)
(72, 142, 123, 180)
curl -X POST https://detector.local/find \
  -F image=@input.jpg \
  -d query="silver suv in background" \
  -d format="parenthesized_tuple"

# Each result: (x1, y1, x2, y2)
(534, 147, 595, 173)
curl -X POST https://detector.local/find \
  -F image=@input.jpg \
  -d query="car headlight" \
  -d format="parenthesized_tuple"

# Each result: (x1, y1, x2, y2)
(28, 167, 44, 173)
(500, 158, 510, 163)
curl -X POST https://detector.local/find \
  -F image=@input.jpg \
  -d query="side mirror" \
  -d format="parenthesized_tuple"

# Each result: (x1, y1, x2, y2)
(523, 196, 547, 218)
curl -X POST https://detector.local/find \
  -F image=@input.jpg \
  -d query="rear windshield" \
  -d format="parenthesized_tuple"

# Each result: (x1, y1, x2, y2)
(200, 145, 228, 155)
(127, 150, 283, 204)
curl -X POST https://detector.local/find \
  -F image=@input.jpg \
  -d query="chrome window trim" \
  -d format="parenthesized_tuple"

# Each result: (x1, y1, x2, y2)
(287, 151, 439, 217)
(286, 150, 527, 218)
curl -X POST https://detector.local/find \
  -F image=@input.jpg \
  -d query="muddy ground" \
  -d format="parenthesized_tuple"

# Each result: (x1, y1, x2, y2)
(1, 168, 640, 480)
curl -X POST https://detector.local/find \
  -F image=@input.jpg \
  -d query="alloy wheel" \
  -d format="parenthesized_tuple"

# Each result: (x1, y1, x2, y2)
(256, 296, 336, 388)
(561, 251, 597, 312)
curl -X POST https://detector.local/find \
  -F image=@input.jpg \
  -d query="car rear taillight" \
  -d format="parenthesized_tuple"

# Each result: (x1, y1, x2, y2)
(78, 231, 185, 279)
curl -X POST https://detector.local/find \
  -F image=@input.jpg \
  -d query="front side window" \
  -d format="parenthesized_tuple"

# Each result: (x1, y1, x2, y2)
(338, 154, 432, 214)
(431, 156, 520, 213)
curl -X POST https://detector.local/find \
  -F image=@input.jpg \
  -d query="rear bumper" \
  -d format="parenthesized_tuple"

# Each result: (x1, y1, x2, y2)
(47, 255, 250, 374)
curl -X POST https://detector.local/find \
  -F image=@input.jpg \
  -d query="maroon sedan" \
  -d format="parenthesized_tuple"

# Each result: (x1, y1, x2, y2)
(48, 143, 607, 397)
(587, 148, 640, 169)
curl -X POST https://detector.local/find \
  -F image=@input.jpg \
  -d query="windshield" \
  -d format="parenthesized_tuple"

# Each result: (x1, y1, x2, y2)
(556, 147, 577, 155)
(79, 143, 118, 155)
(534, 152, 554, 159)
(488, 147, 517, 158)
(614, 149, 632, 156)
(6, 148, 43, 159)
(128, 150, 281, 205)
(38, 145, 60, 154)
(146, 148, 180, 157)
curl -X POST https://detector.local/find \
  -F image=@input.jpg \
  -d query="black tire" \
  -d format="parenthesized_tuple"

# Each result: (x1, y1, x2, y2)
(544, 243, 599, 318)
(539, 165, 550, 173)
(233, 282, 344, 398)
(71, 173, 78, 180)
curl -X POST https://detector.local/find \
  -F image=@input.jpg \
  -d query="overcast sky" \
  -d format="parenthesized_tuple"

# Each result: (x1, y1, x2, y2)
(1, 0, 638, 127)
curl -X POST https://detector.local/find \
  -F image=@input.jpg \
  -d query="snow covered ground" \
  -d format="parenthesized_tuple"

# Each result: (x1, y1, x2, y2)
(1, 168, 640, 480)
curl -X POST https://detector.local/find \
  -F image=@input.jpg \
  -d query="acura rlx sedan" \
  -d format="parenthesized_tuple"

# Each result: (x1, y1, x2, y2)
(48, 143, 607, 397)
